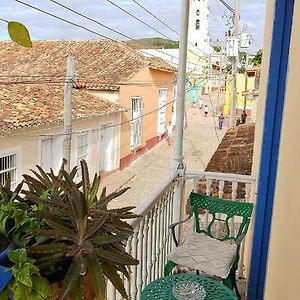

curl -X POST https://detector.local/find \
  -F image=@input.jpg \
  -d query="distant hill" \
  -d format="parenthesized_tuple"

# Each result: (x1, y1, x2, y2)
(125, 38, 179, 49)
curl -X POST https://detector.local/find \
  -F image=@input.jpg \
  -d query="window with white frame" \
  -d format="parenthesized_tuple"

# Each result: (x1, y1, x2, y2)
(130, 97, 142, 150)
(157, 88, 168, 135)
(76, 133, 89, 178)
(0, 153, 18, 188)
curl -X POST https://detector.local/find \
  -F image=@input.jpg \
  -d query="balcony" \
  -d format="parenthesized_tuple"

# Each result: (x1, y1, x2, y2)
(106, 169, 255, 299)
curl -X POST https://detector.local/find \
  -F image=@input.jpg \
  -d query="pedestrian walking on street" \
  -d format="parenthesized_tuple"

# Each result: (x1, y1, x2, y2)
(199, 98, 203, 109)
(204, 105, 209, 117)
(241, 110, 247, 124)
(166, 122, 173, 146)
(236, 118, 241, 126)
(218, 113, 225, 129)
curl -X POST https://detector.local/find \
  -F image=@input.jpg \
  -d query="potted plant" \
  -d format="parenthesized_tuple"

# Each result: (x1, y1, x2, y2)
(0, 161, 138, 300)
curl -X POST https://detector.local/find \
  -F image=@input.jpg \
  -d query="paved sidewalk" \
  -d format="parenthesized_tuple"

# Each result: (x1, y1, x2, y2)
(102, 92, 226, 209)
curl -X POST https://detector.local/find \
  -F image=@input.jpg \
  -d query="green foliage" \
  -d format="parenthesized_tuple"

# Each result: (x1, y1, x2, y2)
(126, 37, 179, 49)
(251, 49, 263, 66)
(7, 21, 32, 48)
(24, 161, 138, 300)
(212, 45, 221, 53)
(0, 249, 51, 300)
(0, 179, 42, 248)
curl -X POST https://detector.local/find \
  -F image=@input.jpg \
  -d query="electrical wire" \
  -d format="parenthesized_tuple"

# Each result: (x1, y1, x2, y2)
(44, 0, 207, 73)
(0, 80, 207, 140)
(10, 0, 184, 68)
(129, 0, 180, 36)
(218, 0, 235, 13)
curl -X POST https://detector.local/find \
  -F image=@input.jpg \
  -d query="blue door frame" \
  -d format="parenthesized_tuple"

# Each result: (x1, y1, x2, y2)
(247, 1, 295, 299)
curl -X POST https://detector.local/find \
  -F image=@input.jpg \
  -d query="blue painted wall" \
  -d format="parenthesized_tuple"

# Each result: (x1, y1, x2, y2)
(186, 77, 202, 103)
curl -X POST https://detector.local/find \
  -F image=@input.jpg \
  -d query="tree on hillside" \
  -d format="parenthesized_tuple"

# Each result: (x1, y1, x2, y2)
(252, 49, 263, 66)
(212, 45, 221, 53)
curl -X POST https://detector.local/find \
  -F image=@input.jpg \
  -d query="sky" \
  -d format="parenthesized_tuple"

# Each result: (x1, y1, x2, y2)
(0, 0, 266, 53)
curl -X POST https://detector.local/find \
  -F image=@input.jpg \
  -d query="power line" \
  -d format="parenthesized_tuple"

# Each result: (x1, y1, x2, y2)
(126, 0, 209, 56)
(14, 0, 108, 39)
(218, 0, 235, 13)
(1, 80, 207, 141)
(13, 0, 205, 70)
(45, 0, 205, 70)
(104, 0, 172, 40)
(129, 0, 180, 36)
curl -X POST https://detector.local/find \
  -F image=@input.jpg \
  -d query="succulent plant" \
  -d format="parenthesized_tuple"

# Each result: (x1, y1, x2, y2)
(22, 160, 138, 300)
(0, 178, 42, 249)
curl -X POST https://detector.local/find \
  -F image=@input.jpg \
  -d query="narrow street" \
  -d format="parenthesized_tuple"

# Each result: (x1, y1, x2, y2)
(102, 92, 226, 209)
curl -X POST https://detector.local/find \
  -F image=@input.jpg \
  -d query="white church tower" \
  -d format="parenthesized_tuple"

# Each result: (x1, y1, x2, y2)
(188, 0, 211, 53)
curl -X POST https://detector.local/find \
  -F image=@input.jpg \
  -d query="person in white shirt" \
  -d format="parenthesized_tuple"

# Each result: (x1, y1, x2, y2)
(204, 105, 209, 117)
(166, 122, 173, 146)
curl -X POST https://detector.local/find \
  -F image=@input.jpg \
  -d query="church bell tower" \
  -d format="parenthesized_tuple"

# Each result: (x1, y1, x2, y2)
(188, 0, 210, 53)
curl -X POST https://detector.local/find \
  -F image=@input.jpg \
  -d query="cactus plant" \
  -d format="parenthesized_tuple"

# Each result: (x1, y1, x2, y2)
(23, 160, 138, 300)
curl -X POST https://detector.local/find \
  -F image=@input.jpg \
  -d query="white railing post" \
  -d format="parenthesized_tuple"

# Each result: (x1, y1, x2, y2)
(217, 180, 225, 238)
(130, 229, 138, 299)
(142, 215, 149, 289)
(231, 181, 238, 237)
(205, 179, 213, 229)
(136, 219, 144, 299)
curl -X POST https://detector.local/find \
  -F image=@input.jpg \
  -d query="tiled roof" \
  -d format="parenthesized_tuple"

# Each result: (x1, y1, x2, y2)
(0, 83, 125, 132)
(0, 40, 175, 87)
(197, 124, 255, 199)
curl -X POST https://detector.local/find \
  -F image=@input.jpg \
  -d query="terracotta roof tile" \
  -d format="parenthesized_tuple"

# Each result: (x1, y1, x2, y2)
(0, 83, 125, 132)
(197, 124, 255, 200)
(0, 40, 175, 86)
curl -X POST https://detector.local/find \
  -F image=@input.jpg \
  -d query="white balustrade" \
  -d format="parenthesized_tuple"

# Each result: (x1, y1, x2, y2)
(183, 170, 255, 278)
(106, 170, 255, 299)
(107, 171, 178, 299)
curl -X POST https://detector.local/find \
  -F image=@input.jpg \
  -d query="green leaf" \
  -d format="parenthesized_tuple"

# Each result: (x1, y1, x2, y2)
(95, 187, 130, 210)
(27, 228, 76, 242)
(68, 276, 84, 300)
(86, 253, 105, 300)
(8, 21, 32, 48)
(0, 288, 10, 300)
(86, 213, 108, 239)
(102, 262, 128, 299)
(92, 234, 128, 245)
(27, 243, 71, 255)
(59, 261, 80, 300)
(12, 263, 32, 288)
(95, 248, 138, 266)
(13, 281, 31, 300)
(32, 274, 51, 298)
(8, 248, 27, 264)
(87, 173, 101, 208)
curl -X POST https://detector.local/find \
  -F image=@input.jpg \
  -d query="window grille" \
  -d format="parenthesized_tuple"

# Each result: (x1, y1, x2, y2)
(131, 97, 142, 150)
(0, 153, 17, 188)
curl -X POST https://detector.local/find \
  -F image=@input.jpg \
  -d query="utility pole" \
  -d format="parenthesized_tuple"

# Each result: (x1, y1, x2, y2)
(243, 51, 249, 111)
(172, 0, 189, 243)
(63, 55, 75, 172)
(208, 54, 212, 95)
(173, 0, 189, 170)
(229, 0, 240, 127)
(217, 54, 223, 113)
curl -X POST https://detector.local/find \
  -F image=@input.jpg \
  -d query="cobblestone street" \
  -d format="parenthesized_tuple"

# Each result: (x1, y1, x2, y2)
(102, 92, 226, 209)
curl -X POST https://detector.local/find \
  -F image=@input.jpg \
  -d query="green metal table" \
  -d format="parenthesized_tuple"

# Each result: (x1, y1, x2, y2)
(141, 274, 238, 300)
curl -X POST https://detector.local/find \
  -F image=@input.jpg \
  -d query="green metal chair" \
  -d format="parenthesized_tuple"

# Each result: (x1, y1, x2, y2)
(164, 192, 253, 299)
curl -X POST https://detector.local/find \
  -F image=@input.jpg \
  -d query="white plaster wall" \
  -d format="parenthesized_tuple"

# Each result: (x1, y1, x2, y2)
(0, 113, 121, 185)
